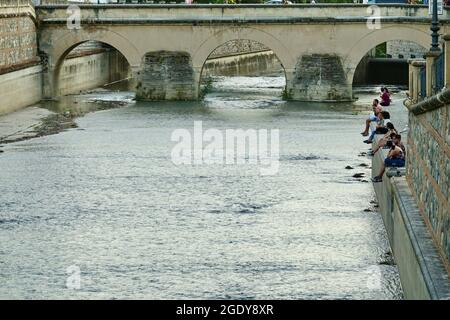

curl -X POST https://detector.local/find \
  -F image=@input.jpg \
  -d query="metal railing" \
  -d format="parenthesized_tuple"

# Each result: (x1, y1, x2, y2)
(434, 52, 445, 94)
(420, 65, 426, 99)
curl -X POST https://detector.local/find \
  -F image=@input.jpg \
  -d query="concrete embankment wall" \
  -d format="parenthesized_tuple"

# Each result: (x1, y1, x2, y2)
(371, 90, 450, 299)
(203, 39, 283, 77)
(202, 50, 283, 77)
(58, 49, 130, 96)
(0, 48, 130, 115)
(0, 64, 42, 115)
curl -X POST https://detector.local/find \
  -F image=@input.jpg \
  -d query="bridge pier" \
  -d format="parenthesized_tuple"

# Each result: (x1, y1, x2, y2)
(135, 51, 198, 101)
(42, 50, 354, 103)
(132, 52, 354, 102)
(40, 53, 58, 100)
(288, 54, 353, 102)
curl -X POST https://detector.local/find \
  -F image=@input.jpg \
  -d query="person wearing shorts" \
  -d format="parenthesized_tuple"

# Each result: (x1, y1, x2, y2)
(361, 99, 382, 137)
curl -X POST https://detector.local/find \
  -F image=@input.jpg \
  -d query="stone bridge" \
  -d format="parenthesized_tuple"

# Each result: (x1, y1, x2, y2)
(36, 4, 450, 101)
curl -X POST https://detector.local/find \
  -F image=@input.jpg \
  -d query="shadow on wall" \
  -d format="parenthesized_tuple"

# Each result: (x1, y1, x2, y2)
(354, 58, 410, 86)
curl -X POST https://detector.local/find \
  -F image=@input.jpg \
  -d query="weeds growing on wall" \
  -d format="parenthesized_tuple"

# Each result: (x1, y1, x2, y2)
(200, 76, 214, 99)
(281, 87, 291, 100)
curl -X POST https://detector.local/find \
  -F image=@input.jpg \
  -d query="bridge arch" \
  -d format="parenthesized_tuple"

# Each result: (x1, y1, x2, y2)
(192, 27, 296, 100)
(192, 26, 296, 72)
(197, 38, 288, 98)
(344, 25, 430, 85)
(43, 29, 141, 97)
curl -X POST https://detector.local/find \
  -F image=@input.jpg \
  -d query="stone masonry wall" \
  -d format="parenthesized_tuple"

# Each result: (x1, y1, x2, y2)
(0, 2, 42, 114)
(0, 15, 38, 73)
(208, 39, 269, 59)
(291, 54, 352, 101)
(136, 51, 196, 100)
(407, 102, 449, 266)
(387, 40, 428, 59)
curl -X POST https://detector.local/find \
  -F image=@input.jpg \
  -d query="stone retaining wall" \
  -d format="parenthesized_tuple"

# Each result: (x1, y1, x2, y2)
(0, 64, 42, 116)
(0, 14, 38, 74)
(405, 88, 450, 267)
(0, 3, 42, 114)
(371, 122, 450, 299)
(387, 40, 427, 59)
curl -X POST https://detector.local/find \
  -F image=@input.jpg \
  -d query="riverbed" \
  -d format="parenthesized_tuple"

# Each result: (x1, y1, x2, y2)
(0, 76, 404, 299)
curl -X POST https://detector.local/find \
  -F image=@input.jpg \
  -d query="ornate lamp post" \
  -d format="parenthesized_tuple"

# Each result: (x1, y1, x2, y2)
(430, 0, 441, 52)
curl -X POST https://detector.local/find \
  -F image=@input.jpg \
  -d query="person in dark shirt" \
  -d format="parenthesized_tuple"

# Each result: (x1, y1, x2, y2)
(380, 87, 391, 107)
(370, 123, 398, 156)
(372, 134, 406, 182)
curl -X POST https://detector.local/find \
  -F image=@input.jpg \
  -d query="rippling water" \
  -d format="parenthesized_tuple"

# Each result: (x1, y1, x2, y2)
(0, 76, 403, 299)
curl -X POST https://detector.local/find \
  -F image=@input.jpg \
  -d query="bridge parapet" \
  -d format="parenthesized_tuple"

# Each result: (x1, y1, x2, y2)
(36, 4, 449, 23)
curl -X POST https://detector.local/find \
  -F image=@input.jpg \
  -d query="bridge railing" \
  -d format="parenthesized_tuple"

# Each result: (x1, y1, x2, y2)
(433, 51, 445, 93)
(33, 1, 450, 5)
(419, 65, 427, 99)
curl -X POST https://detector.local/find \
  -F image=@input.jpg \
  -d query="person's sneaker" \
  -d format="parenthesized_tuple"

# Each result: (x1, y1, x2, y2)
(372, 176, 382, 182)
(363, 140, 372, 144)
(361, 132, 369, 137)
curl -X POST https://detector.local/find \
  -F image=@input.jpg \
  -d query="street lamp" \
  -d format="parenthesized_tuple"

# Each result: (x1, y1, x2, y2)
(430, 0, 441, 52)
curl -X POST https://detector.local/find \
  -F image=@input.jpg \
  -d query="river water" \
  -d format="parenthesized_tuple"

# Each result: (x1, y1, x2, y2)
(0, 76, 404, 299)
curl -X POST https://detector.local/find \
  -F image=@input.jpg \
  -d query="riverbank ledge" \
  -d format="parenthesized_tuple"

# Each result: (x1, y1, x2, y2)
(371, 90, 450, 299)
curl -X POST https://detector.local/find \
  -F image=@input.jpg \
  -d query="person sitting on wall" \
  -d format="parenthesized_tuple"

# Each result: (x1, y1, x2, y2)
(364, 111, 391, 144)
(361, 99, 383, 137)
(369, 124, 398, 156)
(372, 134, 405, 183)
(380, 87, 391, 107)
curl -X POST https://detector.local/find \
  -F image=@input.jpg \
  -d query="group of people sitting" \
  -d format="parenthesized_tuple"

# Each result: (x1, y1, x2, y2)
(360, 88, 406, 183)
